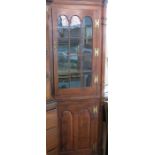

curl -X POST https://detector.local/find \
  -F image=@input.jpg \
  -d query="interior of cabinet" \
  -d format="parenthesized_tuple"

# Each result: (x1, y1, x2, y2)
(57, 15, 93, 89)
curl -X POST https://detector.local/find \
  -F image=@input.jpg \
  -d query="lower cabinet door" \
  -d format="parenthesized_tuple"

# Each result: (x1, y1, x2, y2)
(58, 100, 99, 155)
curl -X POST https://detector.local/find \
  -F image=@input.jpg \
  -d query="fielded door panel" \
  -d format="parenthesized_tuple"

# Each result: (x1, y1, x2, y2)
(52, 7, 101, 98)
(58, 102, 99, 155)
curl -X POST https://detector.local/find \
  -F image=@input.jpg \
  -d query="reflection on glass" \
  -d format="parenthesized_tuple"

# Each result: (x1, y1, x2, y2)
(70, 74, 81, 88)
(58, 16, 69, 27)
(82, 38, 92, 54)
(58, 55, 69, 74)
(58, 41, 69, 54)
(81, 17, 93, 87)
(70, 55, 80, 73)
(58, 16, 69, 88)
(58, 16, 69, 54)
(82, 17, 93, 54)
(59, 75, 69, 89)
(83, 17, 92, 37)
(57, 16, 93, 89)
(70, 38, 80, 54)
(70, 16, 81, 38)
(83, 72, 92, 87)
(82, 54, 92, 71)
(58, 16, 69, 39)
(70, 16, 81, 26)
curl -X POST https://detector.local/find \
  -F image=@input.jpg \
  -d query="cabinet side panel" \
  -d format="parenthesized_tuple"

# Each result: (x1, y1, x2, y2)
(46, 5, 52, 100)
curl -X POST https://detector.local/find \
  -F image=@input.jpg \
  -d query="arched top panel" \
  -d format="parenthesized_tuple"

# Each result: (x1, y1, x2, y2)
(82, 16, 93, 27)
(70, 16, 81, 27)
(58, 15, 69, 27)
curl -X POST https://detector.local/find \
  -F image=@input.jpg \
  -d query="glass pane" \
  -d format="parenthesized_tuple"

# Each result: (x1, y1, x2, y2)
(81, 17, 93, 87)
(82, 54, 92, 72)
(58, 28, 69, 39)
(58, 15, 69, 28)
(58, 55, 69, 75)
(70, 73, 81, 88)
(58, 16, 69, 55)
(58, 40, 69, 54)
(58, 75, 69, 89)
(82, 17, 93, 54)
(70, 38, 80, 54)
(57, 16, 93, 89)
(70, 54, 80, 74)
(83, 72, 92, 87)
(70, 16, 81, 38)
(57, 16, 70, 89)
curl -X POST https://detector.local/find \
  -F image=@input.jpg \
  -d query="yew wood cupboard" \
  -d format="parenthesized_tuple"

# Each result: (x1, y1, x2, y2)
(46, 0, 107, 155)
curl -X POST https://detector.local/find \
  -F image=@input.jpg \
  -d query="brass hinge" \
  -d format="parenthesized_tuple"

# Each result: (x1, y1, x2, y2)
(95, 19, 100, 28)
(95, 48, 99, 57)
(94, 75, 98, 84)
(93, 106, 98, 115)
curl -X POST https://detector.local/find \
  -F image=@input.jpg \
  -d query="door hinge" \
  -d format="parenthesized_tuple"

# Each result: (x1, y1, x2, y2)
(93, 106, 98, 115)
(95, 19, 100, 28)
(94, 75, 98, 84)
(95, 48, 99, 57)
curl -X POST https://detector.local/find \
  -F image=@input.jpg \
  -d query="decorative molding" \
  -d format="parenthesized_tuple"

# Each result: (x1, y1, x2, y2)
(50, 0, 104, 5)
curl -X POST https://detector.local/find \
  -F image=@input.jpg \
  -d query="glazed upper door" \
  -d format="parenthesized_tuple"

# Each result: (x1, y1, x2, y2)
(52, 7, 101, 98)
